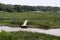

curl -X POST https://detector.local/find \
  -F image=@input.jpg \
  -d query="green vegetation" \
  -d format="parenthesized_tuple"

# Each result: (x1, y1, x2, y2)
(0, 30, 17, 40)
(0, 3, 60, 29)
(0, 31, 60, 40)
(0, 3, 60, 40)
(12, 31, 60, 40)
(0, 12, 60, 29)
(0, 3, 60, 12)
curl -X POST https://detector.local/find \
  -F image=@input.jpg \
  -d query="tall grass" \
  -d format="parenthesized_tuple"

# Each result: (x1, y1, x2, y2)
(0, 31, 60, 40)
(0, 12, 60, 28)
(11, 31, 60, 40)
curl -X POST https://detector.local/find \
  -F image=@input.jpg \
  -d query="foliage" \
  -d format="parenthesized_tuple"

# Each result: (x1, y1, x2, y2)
(0, 31, 60, 40)
(0, 12, 60, 29)
(0, 3, 60, 12)
(0, 30, 17, 40)
(11, 31, 60, 40)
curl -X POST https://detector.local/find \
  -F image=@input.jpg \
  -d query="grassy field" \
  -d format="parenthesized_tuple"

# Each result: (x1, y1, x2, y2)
(0, 12, 60, 29)
(0, 31, 60, 40)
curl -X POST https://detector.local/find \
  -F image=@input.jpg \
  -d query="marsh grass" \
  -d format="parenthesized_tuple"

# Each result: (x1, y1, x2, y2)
(0, 12, 60, 28)
(0, 31, 60, 40)
(11, 31, 60, 40)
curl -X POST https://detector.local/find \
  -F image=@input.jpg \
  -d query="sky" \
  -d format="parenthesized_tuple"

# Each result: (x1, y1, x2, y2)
(0, 0, 60, 7)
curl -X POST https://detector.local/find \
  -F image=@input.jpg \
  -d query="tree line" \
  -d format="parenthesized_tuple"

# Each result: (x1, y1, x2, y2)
(0, 3, 60, 12)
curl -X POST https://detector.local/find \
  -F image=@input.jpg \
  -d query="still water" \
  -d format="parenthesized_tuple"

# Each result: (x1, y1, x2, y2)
(0, 26, 60, 36)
